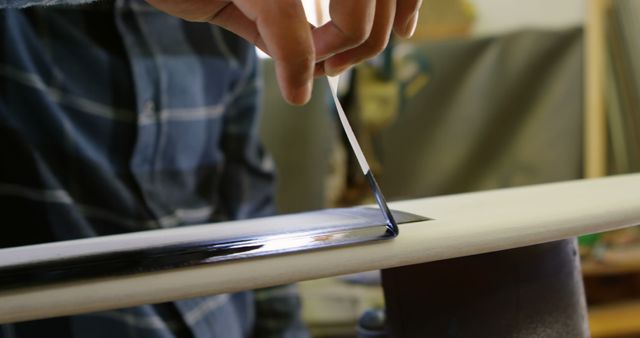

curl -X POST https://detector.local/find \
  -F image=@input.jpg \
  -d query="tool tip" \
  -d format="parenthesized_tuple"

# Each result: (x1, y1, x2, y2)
(385, 220, 399, 237)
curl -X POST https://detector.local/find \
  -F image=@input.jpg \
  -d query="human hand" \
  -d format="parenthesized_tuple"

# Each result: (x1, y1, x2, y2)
(145, 0, 422, 105)
(313, 0, 422, 77)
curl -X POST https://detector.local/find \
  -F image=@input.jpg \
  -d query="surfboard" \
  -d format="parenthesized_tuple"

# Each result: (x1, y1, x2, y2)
(0, 173, 639, 323)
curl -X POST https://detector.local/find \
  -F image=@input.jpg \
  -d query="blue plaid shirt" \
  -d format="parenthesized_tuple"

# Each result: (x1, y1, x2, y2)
(0, 1, 307, 337)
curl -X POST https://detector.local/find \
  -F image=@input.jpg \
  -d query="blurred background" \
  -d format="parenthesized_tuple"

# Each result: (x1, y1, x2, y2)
(258, 0, 640, 337)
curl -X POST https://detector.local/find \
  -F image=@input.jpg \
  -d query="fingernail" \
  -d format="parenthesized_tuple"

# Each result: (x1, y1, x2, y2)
(290, 81, 312, 105)
(403, 13, 419, 38)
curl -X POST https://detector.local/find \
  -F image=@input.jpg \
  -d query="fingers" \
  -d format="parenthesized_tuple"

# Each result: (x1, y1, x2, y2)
(394, 0, 422, 38)
(207, 4, 269, 54)
(322, 0, 396, 76)
(312, 0, 377, 61)
(210, 0, 421, 104)
(224, 0, 315, 105)
(146, 0, 227, 22)
(314, 62, 325, 77)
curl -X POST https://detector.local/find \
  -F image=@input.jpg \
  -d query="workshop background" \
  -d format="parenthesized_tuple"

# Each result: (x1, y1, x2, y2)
(259, 0, 640, 337)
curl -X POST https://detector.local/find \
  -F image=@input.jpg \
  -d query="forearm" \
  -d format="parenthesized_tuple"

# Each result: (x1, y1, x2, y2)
(0, 0, 95, 8)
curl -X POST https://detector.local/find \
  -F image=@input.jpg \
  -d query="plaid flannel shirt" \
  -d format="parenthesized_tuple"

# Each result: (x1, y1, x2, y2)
(0, 1, 307, 337)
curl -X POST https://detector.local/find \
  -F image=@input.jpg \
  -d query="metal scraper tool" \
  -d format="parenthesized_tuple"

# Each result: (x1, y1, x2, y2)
(327, 76, 399, 236)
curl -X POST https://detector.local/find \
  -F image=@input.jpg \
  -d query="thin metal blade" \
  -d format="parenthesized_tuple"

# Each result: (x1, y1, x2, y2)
(327, 76, 399, 236)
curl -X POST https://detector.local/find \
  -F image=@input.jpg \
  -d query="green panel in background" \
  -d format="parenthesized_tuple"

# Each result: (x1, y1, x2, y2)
(259, 60, 336, 214)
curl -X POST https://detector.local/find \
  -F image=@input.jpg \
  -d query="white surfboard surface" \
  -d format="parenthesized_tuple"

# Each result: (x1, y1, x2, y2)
(0, 174, 639, 323)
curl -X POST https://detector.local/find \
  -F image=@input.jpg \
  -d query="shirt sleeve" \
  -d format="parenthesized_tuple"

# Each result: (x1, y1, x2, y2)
(215, 46, 276, 221)
(253, 284, 310, 338)
(217, 46, 309, 338)
(0, 0, 95, 8)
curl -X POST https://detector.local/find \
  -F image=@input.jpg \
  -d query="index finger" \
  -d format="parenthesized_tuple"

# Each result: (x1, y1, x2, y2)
(394, 0, 422, 38)
(235, 0, 315, 105)
(312, 0, 377, 61)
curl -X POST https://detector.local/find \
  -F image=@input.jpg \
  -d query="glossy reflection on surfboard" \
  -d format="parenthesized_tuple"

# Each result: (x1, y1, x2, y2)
(0, 208, 427, 290)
